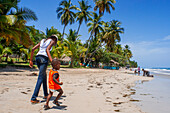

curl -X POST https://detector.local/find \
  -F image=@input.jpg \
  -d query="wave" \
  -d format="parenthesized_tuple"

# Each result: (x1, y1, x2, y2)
(145, 68, 170, 76)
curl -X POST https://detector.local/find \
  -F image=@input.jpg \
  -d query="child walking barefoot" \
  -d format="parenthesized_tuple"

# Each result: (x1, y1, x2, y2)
(44, 59, 63, 110)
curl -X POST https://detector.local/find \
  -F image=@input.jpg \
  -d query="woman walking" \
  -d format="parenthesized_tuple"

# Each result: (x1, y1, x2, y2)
(29, 34, 58, 103)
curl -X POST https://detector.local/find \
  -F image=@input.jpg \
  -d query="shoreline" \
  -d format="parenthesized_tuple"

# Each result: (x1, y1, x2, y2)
(0, 68, 153, 113)
(131, 74, 170, 113)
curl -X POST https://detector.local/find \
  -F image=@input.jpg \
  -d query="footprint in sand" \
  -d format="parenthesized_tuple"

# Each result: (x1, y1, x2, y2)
(130, 99, 140, 102)
(114, 109, 120, 112)
(106, 99, 112, 102)
(1, 88, 9, 94)
(27, 90, 31, 92)
(21, 92, 28, 94)
(113, 102, 124, 106)
(87, 88, 90, 90)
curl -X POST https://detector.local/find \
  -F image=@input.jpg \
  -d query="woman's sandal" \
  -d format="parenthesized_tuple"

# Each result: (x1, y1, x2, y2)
(53, 100, 60, 106)
(44, 105, 50, 110)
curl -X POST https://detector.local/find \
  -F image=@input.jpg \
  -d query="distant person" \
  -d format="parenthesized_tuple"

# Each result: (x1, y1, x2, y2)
(138, 66, 140, 75)
(142, 69, 154, 77)
(29, 34, 58, 104)
(44, 59, 63, 110)
(134, 69, 137, 74)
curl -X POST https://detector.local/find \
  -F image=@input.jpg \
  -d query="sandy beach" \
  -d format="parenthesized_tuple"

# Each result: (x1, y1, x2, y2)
(0, 67, 153, 113)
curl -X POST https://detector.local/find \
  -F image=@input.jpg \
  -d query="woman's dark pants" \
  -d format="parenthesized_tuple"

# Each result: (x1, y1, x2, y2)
(31, 55, 48, 101)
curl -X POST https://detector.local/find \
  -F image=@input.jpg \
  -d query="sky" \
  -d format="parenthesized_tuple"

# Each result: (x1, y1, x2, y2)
(19, 0, 170, 68)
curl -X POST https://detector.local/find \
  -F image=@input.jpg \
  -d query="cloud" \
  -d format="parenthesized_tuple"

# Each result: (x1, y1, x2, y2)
(121, 39, 170, 68)
(163, 35, 170, 40)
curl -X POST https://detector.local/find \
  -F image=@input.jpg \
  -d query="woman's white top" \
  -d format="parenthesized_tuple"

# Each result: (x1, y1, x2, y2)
(36, 39, 52, 57)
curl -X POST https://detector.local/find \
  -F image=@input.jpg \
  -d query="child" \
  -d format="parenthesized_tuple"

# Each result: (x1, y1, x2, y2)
(44, 59, 63, 110)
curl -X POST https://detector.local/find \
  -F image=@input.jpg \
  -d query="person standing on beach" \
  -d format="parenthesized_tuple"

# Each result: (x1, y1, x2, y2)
(138, 66, 140, 75)
(29, 34, 58, 104)
(44, 59, 63, 110)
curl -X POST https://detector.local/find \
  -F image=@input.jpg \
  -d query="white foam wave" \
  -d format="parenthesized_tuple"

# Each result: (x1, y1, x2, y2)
(146, 69, 170, 76)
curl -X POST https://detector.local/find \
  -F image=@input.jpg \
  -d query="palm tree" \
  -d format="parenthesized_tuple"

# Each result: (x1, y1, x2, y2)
(123, 45, 132, 61)
(51, 41, 66, 59)
(46, 26, 62, 41)
(0, 44, 3, 62)
(76, 0, 92, 35)
(27, 26, 46, 45)
(0, 0, 37, 48)
(20, 48, 29, 62)
(2, 47, 13, 62)
(87, 13, 104, 39)
(103, 20, 124, 52)
(56, 0, 80, 41)
(64, 29, 86, 67)
(84, 13, 104, 62)
(114, 44, 123, 55)
(94, 0, 116, 15)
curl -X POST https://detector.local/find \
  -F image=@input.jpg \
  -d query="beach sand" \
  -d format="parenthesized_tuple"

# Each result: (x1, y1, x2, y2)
(0, 67, 153, 113)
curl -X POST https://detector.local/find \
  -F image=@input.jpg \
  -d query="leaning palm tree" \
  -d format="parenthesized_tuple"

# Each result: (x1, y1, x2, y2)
(76, 0, 92, 35)
(103, 20, 124, 52)
(56, 0, 80, 41)
(84, 13, 104, 62)
(87, 13, 104, 40)
(94, 0, 116, 15)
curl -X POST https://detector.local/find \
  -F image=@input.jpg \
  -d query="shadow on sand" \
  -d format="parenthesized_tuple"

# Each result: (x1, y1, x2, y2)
(40, 95, 67, 110)
(0, 67, 38, 73)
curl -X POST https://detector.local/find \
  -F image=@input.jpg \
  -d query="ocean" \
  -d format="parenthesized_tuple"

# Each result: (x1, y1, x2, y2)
(131, 68, 170, 113)
(147, 68, 170, 77)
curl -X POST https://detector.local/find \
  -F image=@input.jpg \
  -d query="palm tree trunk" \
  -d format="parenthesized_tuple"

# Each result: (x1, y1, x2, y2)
(62, 25, 66, 42)
(84, 29, 96, 63)
(83, 23, 97, 62)
(70, 56, 74, 68)
(84, 43, 105, 66)
(5, 55, 8, 62)
(77, 23, 81, 35)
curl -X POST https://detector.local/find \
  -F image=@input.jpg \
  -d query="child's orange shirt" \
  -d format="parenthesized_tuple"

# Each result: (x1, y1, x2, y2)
(48, 69, 61, 90)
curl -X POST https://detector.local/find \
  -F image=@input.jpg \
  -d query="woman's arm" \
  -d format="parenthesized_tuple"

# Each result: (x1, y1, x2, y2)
(29, 42, 40, 68)
(46, 40, 55, 62)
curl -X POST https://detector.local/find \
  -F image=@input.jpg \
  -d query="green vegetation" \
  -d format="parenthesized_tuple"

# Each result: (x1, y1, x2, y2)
(0, 0, 138, 68)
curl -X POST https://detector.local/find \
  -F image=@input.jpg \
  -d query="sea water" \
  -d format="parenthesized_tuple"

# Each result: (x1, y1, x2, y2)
(131, 68, 170, 113)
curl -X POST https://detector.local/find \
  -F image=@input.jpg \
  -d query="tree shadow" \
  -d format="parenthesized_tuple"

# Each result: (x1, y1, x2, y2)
(0, 67, 38, 72)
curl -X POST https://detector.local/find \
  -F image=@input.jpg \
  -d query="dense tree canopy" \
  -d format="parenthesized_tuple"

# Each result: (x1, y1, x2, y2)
(0, 0, 138, 68)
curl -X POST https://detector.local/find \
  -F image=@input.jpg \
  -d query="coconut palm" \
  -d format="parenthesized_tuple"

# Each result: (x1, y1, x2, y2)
(76, 0, 92, 35)
(84, 13, 104, 62)
(46, 26, 62, 41)
(20, 48, 29, 62)
(64, 29, 86, 67)
(103, 20, 124, 52)
(87, 13, 104, 39)
(51, 41, 66, 59)
(2, 47, 13, 62)
(0, 44, 3, 62)
(123, 45, 132, 61)
(56, 0, 80, 41)
(27, 26, 46, 45)
(114, 44, 123, 55)
(0, 0, 37, 48)
(94, 0, 116, 15)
